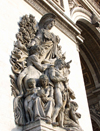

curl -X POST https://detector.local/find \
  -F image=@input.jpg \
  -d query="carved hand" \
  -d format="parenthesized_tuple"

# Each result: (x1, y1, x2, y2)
(76, 112, 81, 118)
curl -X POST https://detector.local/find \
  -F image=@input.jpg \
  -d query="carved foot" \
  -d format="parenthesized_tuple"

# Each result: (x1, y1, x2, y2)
(52, 122, 59, 127)
(46, 117, 51, 124)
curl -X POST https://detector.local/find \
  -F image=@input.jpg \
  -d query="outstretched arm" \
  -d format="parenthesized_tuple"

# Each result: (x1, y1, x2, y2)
(28, 55, 47, 72)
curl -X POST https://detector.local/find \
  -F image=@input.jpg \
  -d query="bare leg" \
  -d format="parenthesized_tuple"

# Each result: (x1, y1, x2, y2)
(26, 111, 30, 123)
(58, 111, 64, 127)
(52, 88, 62, 124)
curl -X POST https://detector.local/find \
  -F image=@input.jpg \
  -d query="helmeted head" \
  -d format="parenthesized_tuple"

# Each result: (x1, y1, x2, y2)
(44, 20, 55, 30)
(38, 13, 56, 29)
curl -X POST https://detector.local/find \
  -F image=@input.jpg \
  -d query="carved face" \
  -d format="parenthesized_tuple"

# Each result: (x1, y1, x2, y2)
(55, 59, 65, 70)
(46, 20, 55, 30)
(41, 79, 48, 88)
(58, 63, 64, 70)
(27, 79, 36, 89)
(74, 106, 78, 111)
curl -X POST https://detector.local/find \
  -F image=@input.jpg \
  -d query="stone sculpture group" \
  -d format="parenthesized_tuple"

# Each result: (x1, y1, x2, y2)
(10, 13, 82, 131)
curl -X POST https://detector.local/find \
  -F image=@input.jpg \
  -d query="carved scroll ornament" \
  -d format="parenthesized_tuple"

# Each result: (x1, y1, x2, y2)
(10, 13, 82, 130)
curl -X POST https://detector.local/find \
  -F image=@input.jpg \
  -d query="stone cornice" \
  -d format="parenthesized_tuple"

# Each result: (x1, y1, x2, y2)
(88, 0, 100, 14)
(24, 0, 84, 44)
(78, 0, 100, 17)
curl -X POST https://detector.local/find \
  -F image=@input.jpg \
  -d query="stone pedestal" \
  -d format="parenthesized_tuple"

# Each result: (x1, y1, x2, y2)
(23, 120, 83, 131)
(23, 120, 66, 131)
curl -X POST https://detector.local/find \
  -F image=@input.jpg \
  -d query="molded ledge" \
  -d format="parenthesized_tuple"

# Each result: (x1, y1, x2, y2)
(23, 120, 65, 131)
(23, 120, 83, 131)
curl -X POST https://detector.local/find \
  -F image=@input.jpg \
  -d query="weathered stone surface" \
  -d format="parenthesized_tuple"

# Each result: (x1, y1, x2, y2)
(23, 120, 83, 131)
(10, 13, 82, 130)
(0, 1, 93, 131)
(23, 120, 66, 131)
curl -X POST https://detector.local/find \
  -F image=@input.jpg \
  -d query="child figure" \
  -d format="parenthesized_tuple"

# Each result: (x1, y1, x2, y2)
(38, 75, 54, 124)
(24, 78, 37, 123)
(63, 101, 82, 130)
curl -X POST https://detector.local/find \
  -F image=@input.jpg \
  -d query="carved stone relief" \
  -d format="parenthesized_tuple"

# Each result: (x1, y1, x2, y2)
(68, 0, 83, 13)
(10, 13, 83, 130)
(68, 0, 100, 33)
(88, 0, 100, 14)
(51, 0, 64, 8)
(90, 102, 100, 130)
(90, 102, 100, 118)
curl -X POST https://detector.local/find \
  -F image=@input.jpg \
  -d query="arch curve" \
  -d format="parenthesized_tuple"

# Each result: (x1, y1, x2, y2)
(76, 19, 100, 39)
(71, 7, 92, 24)
(91, 113, 100, 130)
(76, 19, 100, 86)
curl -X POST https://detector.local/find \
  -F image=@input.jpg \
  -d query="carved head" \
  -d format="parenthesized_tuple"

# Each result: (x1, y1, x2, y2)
(55, 59, 65, 70)
(38, 13, 56, 29)
(43, 20, 55, 30)
(70, 101, 78, 111)
(27, 78, 36, 89)
(39, 75, 49, 88)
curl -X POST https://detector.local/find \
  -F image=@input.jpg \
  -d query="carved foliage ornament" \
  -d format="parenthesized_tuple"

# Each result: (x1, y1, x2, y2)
(10, 13, 82, 130)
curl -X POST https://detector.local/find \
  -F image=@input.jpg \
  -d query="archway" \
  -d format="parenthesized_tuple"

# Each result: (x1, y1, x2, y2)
(76, 19, 100, 130)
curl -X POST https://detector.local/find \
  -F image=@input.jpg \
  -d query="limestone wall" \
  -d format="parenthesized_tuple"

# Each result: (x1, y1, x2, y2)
(0, 0, 93, 131)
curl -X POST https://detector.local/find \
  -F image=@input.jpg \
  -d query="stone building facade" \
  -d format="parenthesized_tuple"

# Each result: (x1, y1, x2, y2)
(0, 0, 99, 131)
